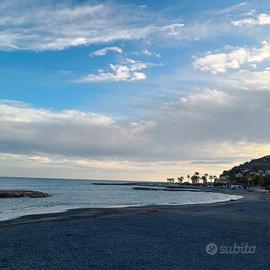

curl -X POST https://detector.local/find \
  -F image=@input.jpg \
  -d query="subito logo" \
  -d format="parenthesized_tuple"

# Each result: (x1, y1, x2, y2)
(206, 243, 218, 255)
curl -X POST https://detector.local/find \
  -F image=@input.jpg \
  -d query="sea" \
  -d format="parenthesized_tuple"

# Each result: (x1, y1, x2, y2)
(0, 177, 243, 221)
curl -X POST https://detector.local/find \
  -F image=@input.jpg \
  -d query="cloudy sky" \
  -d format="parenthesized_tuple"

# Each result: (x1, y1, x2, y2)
(1, 0, 270, 181)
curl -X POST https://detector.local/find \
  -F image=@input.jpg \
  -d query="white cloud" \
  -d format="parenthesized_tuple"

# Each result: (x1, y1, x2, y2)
(0, 1, 263, 52)
(142, 49, 152, 56)
(232, 13, 270, 26)
(213, 2, 247, 15)
(225, 68, 270, 90)
(191, 41, 270, 91)
(78, 58, 154, 83)
(0, 1, 195, 52)
(161, 23, 185, 37)
(0, 1, 163, 51)
(0, 100, 113, 124)
(141, 49, 161, 58)
(193, 41, 270, 74)
(90, 46, 123, 57)
(180, 89, 231, 106)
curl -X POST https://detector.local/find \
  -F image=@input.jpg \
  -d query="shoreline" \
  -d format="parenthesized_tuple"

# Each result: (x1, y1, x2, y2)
(1, 189, 270, 269)
(0, 188, 262, 228)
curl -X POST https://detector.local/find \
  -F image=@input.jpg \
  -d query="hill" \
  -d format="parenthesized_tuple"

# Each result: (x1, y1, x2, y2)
(221, 155, 270, 179)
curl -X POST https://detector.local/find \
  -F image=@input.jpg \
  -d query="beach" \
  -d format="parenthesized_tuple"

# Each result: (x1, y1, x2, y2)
(2, 1, 270, 270)
(0, 190, 270, 270)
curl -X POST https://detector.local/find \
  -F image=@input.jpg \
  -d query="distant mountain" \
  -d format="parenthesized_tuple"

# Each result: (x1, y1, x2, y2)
(221, 155, 270, 179)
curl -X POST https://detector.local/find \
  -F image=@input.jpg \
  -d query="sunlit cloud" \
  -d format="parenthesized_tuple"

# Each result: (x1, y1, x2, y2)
(193, 41, 270, 74)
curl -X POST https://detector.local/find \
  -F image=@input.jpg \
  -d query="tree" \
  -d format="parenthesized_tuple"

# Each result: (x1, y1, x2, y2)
(191, 173, 200, 185)
(254, 175, 265, 187)
(194, 172, 200, 184)
(167, 178, 175, 184)
(177, 176, 184, 184)
(187, 175, 190, 183)
(201, 174, 208, 185)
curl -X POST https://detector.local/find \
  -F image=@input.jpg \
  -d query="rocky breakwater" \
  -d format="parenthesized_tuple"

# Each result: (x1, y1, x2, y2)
(0, 190, 49, 198)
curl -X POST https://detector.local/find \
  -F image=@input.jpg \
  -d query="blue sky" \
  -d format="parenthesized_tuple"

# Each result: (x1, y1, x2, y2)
(0, 0, 249, 112)
(1, 0, 270, 180)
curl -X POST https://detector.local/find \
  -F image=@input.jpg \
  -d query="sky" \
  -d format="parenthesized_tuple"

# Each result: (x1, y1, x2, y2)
(1, 0, 270, 181)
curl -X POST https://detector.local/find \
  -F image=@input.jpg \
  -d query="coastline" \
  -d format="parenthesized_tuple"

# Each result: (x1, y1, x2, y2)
(0, 185, 243, 225)
(0, 188, 263, 227)
(0, 189, 270, 269)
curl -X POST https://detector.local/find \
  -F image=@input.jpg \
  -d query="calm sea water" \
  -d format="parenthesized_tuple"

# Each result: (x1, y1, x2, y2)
(0, 177, 242, 221)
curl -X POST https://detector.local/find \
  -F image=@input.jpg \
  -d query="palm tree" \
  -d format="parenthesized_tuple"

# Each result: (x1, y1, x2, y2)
(177, 176, 184, 184)
(195, 172, 200, 184)
(187, 175, 190, 183)
(191, 172, 200, 185)
(167, 178, 175, 184)
(202, 174, 208, 185)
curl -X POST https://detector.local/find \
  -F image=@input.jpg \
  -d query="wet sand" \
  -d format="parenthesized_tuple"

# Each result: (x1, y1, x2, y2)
(0, 190, 270, 269)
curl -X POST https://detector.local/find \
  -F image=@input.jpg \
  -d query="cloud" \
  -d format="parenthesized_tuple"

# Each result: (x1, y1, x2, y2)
(141, 49, 161, 58)
(0, 100, 156, 160)
(161, 23, 185, 37)
(179, 89, 231, 106)
(0, 151, 231, 180)
(193, 41, 270, 74)
(2, 88, 270, 163)
(190, 160, 233, 165)
(0, 100, 113, 124)
(0, 0, 256, 52)
(224, 68, 270, 90)
(3, 2, 270, 180)
(213, 2, 247, 15)
(153, 89, 270, 155)
(90, 46, 123, 57)
(0, 1, 193, 52)
(78, 58, 154, 83)
(0, 1, 164, 51)
(191, 41, 270, 91)
(232, 13, 270, 26)
(3, 88, 270, 179)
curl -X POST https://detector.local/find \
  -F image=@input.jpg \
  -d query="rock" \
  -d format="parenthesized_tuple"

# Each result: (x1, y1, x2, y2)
(0, 190, 49, 198)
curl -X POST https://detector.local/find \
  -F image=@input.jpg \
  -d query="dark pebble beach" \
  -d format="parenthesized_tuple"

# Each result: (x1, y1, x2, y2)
(0, 191, 270, 270)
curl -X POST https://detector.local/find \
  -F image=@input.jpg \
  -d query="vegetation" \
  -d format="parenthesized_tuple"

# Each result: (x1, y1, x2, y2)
(221, 155, 270, 179)
(230, 175, 270, 188)
(166, 172, 217, 185)
(165, 155, 270, 189)
(220, 155, 270, 188)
